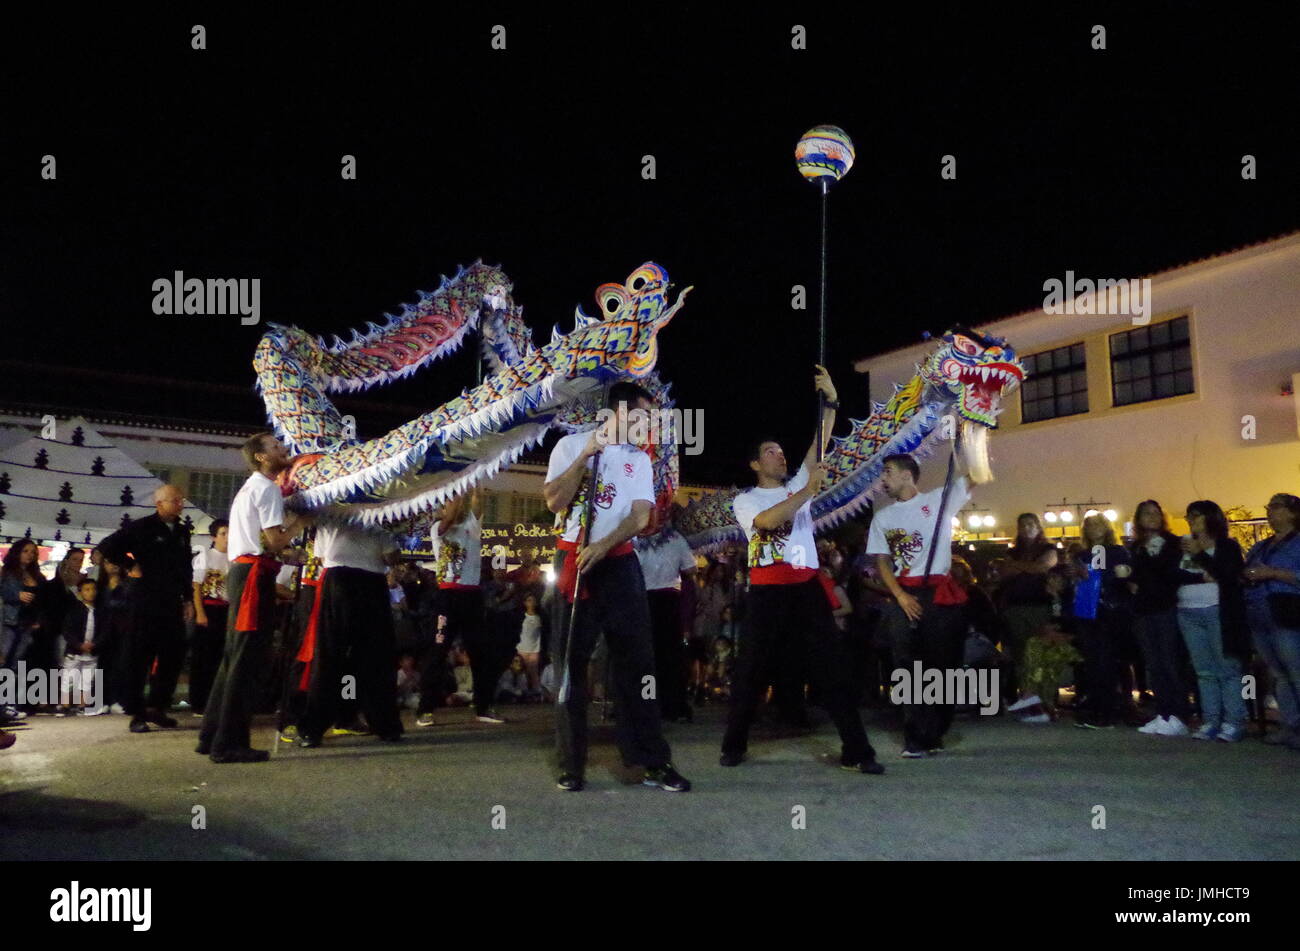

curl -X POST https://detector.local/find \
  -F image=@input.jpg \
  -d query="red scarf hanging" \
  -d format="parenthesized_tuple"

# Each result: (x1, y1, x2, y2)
(233, 554, 282, 632)
(295, 574, 326, 692)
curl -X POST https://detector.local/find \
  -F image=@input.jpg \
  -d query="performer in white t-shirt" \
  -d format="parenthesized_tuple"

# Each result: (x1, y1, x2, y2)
(542, 382, 690, 793)
(865, 451, 973, 758)
(297, 521, 404, 746)
(198, 432, 307, 764)
(421, 489, 504, 725)
(721, 365, 881, 775)
(635, 527, 697, 722)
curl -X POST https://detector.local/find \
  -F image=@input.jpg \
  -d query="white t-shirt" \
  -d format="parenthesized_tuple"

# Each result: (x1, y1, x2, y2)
(546, 434, 655, 547)
(732, 464, 818, 582)
(315, 524, 397, 575)
(227, 472, 286, 561)
(192, 547, 230, 603)
(433, 511, 482, 587)
(1178, 541, 1220, 609)
(636, 532, 697, 591)
(866, 476, 970, 580)
(518, 613, 543, 653)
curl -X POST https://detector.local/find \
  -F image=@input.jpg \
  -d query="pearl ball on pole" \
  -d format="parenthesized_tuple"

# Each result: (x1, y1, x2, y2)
(794, 124, 856, 461)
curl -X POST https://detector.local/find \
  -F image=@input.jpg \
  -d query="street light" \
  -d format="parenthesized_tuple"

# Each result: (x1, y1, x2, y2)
(968, 515, 982, 529)
(982, 514, 995, 528)
(1060, 511, 1073, 523)
(1044, 511, 1058, 523)
(1104, 509, 1118, 522)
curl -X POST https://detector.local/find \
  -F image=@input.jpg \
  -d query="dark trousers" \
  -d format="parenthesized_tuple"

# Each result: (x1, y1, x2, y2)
(300, 567, 403, 739)
(1134, 609, 1189, 720)
(722, 577, 874, 764)
(124, 601, 187, 718)
(199, 562, 276, 755)
(647, 588, 690, 720)
(552, 549, 671, 775)
(879, 587, 965, 751)
(1076, 608, 1129, 724)
(417, 587, 498, 714)
(189, 603, 228, 713)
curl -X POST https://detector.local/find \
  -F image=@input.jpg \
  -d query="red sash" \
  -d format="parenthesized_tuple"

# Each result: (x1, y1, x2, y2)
(817, 573, 841, 610)
(898, 573, 968, 606)
(750, 564, 818, 586)
(234, 554, 283, 632)
(295, 571, 326, 691)
(556, 537, 634, 603)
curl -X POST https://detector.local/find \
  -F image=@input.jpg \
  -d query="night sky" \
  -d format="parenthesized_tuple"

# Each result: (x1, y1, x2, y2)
(3, 6, 1296, 486)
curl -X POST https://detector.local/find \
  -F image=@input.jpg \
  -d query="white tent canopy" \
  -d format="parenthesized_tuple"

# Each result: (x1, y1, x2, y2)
(0, 416, 214, 545)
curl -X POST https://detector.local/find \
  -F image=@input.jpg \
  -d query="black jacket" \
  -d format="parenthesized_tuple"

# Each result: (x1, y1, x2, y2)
(1177, 538, 1251, 660)
(60, 600, 113, 657)
(1128, 531, 1183, 615)
(101, 513, 192, 608)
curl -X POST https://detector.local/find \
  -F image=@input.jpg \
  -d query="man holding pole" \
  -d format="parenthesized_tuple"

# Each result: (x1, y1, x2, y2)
(543, 382, 690, 793)
(720, 366, 883, 775)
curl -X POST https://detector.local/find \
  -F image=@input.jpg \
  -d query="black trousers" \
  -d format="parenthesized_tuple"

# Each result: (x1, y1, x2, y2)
(647, 588, 690, 720)
(417, 587, 501, 714)
(1133, 609, 1189, 720)
(552, 549, 671, 776)
(124, 599, 187, 718)
(878, 587, 965, 751)
(199, 562, 276, 755)
(722, 577, 874, 763)
(1076, 607, 1129, 725)
(300, 567, 403, 739)
(189, 603, 228, 713)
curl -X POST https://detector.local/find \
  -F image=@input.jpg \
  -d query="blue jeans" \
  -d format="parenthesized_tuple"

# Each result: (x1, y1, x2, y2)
(1247, 599, 1300, 731)
(1178, 606, 1246, 728)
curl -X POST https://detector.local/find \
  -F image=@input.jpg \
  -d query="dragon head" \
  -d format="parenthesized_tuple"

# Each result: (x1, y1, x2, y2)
(571, 263, 691, 379)
(919, 326, 1024, 427)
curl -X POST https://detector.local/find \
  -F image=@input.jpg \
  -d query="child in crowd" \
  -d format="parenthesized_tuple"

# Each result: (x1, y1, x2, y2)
(1014, 569, 1083, 721)
(395, 653, 420, 711)
(496, 654, 530, 703)
(516, 593, 543, 698)
(58, 578, 106, 716)
(706, 634, 735, 700)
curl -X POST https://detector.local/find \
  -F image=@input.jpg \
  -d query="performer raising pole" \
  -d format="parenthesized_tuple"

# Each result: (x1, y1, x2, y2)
(543, 383, 691, 793)
(721, 366, 884, 775)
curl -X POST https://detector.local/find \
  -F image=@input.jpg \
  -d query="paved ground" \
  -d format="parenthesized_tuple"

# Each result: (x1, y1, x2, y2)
(2, 703, 1296, 860)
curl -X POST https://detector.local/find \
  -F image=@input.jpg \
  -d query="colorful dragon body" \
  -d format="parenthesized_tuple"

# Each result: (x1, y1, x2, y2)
(256, 263, 692, 530)
(676, 328, 1025, 552)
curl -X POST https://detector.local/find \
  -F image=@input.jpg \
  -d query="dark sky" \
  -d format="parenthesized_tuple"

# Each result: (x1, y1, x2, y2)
(3, 6, 1296, 486)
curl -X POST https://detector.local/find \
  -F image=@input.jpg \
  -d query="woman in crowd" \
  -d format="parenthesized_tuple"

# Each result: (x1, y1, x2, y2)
(1128, 499, 1191, 736)
(1, 540, 49, 718)
(1174, 501, 1249, 742)
(998, 514, 1058, 702)
(1242, 493, 1300, 749)
(1070, 515, 1134, 729)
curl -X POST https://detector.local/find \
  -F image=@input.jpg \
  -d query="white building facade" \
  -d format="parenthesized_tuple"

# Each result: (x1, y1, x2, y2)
(852, 232, 1300, 540)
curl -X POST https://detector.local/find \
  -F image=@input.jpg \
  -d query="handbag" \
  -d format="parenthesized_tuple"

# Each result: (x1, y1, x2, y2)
(1073, 568, 1103, 621)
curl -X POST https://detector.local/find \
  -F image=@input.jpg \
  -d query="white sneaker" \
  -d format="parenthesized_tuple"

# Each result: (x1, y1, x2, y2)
(476, 712, 506, 724)
(1137, 716, 1167, 734)
(83, 706, 107, 717)
(109, 703, 125, 715)
(1216, 723, 1245, 743)
(1018, 713, 1051, 723)
(1159, 715, 1190, 737)
(1191, 723, 1219, 741)
(1007, 695, 1042, 713)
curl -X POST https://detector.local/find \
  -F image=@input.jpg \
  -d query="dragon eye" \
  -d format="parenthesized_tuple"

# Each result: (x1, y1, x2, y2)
(953, 335, 979, 356)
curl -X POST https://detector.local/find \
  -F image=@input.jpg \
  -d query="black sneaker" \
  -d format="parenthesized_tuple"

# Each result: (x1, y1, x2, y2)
(147, 711, 179, 728)
(841, 759, 886, 775)
(298, 734, 322, 748)
(643, 764, 691, 792)
(719, 751, 744, 767)
(129, 717, 152, 733)
(556, 773, 584, 791)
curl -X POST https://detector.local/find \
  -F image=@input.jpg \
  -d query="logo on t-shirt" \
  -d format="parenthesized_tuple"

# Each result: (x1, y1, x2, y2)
(623, 462, 634, 477)
(749, 522, 793, 568)
(921, 505, 931, 517)
(593, 477, 616, 510)
(885, 528, 925, 575)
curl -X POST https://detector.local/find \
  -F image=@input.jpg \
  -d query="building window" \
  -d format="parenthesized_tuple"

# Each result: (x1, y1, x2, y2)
(1020, 343, 1088, 423)
(1109, 316, 1193, 407)
(187, 470, 243, 518)
(146, 465, 171, 484)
